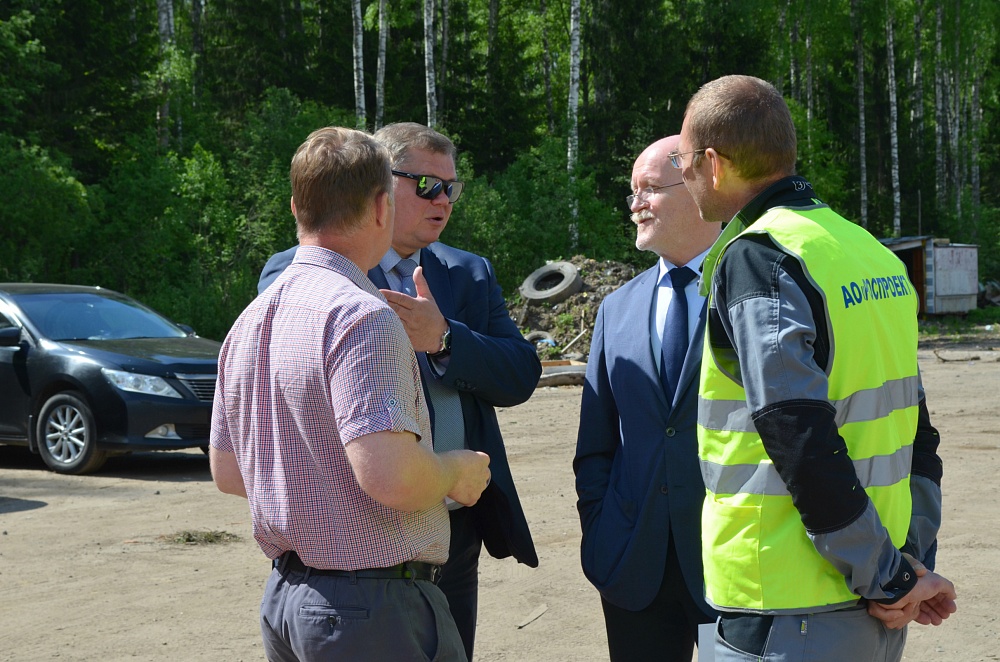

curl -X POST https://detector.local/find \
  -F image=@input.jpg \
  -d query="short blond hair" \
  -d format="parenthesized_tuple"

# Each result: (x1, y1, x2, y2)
(289, 127, 392, 234)
(685, 75, 797, 182)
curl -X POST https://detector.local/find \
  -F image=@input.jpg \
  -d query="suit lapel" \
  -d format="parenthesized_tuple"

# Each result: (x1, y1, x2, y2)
(367, 265, 390, 290)
(615, 267, 671, 413)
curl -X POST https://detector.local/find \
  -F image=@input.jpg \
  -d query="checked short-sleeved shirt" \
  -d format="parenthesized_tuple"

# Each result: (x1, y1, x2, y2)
(210, 245, 449, 569)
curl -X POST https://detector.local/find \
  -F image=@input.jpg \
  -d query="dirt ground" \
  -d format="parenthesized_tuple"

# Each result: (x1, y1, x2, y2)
(1, 345, 998, 661)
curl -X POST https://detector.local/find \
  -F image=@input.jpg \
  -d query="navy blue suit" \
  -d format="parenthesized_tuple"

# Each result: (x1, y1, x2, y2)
(260, 243, 540, 659)
(574, 264, 715, 660)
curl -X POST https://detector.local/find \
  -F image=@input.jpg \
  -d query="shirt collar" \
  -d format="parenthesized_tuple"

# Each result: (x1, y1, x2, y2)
(379, 247, 422, 276)
(657, 246, 713, 286)
(699, 175, 817, 295)
(292, 245, 381, 296)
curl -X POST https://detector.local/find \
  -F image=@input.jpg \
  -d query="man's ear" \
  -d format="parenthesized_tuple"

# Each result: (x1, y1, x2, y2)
(290, 196, 297, 218)
(372, 191, 392, 230)
(705, 148, 730, 191)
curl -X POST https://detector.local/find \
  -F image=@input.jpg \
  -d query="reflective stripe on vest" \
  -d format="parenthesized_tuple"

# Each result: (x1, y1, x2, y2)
(697, 205, 919, 612)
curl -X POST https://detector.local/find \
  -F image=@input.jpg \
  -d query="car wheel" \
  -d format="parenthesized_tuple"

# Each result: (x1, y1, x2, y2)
(36, 392, 107, 475)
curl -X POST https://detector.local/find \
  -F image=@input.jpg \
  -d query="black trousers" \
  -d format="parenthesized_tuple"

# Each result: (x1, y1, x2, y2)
(600, 539, 715, 662)
(438, 506, 483, 661)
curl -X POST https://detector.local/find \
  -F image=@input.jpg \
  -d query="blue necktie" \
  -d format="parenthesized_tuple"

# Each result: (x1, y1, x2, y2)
(393, 258, 466, 454)
(660, 266, 697, 402)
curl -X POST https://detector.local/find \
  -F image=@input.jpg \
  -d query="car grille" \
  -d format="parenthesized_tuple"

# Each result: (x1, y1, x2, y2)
(176, 374, 217, 402)
(176, 423, 211, 440)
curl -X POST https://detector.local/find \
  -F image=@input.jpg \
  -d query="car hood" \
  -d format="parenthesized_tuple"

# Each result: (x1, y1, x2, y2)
(60, 337, 221, 373)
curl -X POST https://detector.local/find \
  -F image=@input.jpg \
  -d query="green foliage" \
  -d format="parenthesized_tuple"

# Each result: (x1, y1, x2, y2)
(448, 136, 628, 295)
(788, 99, 850, 212)
(0, 135, 93, 282)
(0, 9, 53, 130)
(966, 307, 1000, 325)
(1, 0, 999, 341)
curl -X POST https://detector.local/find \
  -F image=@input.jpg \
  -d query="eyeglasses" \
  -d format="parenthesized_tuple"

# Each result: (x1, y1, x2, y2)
(392, 170, 465, 203)
(626, 182, 684, 207)
(668, 150, 706, 169)
(668, 148, 730, 169)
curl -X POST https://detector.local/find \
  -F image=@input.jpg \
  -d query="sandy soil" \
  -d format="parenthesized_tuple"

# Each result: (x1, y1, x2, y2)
(1, 347, 998, 661)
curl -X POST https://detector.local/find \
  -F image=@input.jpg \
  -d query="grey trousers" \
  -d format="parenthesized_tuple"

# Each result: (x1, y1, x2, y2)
(260, 565, 468, 662)
(714, 605, 907, 662)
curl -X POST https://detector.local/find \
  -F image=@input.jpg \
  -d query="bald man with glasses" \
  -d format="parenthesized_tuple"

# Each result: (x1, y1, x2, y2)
(574, 135, 720, 662)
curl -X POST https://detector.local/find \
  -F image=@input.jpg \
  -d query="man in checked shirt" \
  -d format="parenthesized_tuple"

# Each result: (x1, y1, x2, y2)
(209, 126, 490, 662)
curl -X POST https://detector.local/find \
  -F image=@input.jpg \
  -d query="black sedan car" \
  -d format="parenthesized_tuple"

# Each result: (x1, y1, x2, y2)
(0, 284, 221, 474)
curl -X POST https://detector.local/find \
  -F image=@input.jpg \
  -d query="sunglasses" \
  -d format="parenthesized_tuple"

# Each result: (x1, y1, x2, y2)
(392, 170, 465, 203)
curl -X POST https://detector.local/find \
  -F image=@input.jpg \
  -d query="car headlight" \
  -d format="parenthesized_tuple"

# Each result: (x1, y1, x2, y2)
(101, 368, 183, 398)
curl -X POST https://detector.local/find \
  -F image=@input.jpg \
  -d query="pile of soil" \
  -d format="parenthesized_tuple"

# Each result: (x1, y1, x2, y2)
(509, 255, 641, 361)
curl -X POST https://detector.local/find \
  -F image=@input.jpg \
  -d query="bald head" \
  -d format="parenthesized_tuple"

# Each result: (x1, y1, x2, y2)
(628, 135, 720, 266)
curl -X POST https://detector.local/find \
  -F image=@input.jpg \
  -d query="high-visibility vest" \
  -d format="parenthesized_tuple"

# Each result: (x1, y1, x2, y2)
(698, 204, 919, 611)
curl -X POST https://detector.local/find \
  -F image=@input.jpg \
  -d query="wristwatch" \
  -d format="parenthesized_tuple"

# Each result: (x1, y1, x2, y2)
(429, 325, 452, 357)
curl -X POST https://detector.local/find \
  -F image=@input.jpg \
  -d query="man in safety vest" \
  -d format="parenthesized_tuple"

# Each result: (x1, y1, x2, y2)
(674, 74, 957, 661)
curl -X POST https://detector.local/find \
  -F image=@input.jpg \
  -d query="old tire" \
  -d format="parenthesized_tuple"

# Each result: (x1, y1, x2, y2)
(36, 392, 107, 474)
(537, 364, 587, 388)
(524, 330, 555, 347)
(520, 262, 583, 305)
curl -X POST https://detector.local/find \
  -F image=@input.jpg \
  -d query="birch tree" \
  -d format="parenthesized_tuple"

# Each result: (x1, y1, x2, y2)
(949, 4, 960, 218)
(910, 0, 924, 150)
(156, 0, 174, 148)
(934, 0, 945, 211)
(351, 0, 366, 129)
(567, 0, 581, 248)
(424, 0, 437, 127)
(542, 0, 554, 132)
(190, 0, 204, 104)
(376, 0, 388, 130)
(886, 0, 901, 236)
(439, 0, 449, 115)
(851, 0, 868, 228)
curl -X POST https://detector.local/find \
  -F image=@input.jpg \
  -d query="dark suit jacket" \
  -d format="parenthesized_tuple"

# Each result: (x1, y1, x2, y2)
(573, 264, 714, 613)
(259, 243, 540, 567)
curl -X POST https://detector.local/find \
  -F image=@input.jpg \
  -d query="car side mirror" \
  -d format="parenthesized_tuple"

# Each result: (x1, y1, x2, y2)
(177, 323, 197, 336)
(0, 326, 23, 347)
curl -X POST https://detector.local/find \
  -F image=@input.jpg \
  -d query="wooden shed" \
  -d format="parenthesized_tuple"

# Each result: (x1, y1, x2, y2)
(879, 236, 979, 315)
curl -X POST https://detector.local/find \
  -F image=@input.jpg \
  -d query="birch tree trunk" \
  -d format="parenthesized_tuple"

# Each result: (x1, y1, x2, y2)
(424, 0, 437, 127)
(911, 0, 923, 149)
(886, 0, 901, 236)
(351, 0, 366, 129)
(486, 0, 499, 92)
(567, 0, 581, 248)
(439, 0, 449, 115)
(851, 0, 868, 228)
(805, 21, 814, 163)
(156, 0, 174, 148)
(934, 0, 945, 211)
(971, 72, 981, 229)
(190, 0, 203, 105)
(949, 3, 960, 218)
(790, 11, 800, 102)
(376, 0, 388, 130)
(542, 0, 554, 132)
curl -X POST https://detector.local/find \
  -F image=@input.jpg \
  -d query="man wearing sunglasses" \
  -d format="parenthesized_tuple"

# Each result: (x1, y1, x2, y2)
(258, 122, 540, 661)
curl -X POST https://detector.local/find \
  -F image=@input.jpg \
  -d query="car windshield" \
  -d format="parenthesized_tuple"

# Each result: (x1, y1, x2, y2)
(11, 292, 188, 341)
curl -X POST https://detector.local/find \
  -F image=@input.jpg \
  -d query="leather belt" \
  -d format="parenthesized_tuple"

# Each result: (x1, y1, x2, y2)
(273, 550, 442, 584)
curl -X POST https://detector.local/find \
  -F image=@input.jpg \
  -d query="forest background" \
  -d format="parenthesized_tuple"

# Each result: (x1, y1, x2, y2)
(1, 0, 997, 339)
